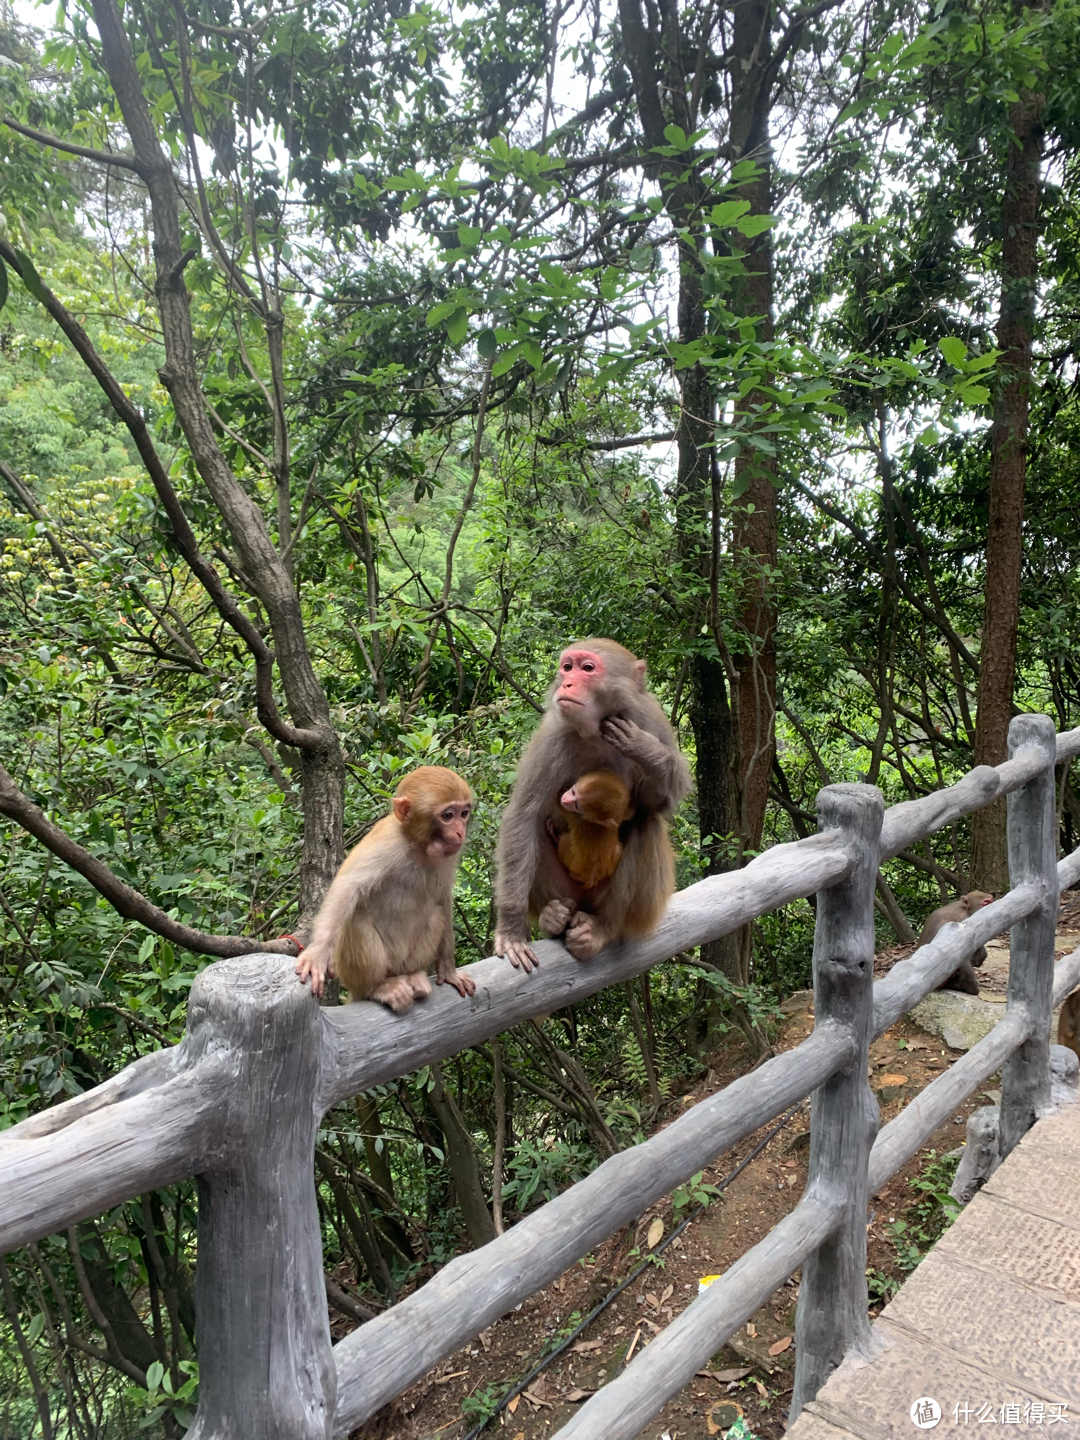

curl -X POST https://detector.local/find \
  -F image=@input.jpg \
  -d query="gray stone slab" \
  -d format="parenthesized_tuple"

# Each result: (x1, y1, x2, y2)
(793, 1319, 1063, 1440)
(785, 1408, 863, 1440)
(882, 1248, 1080, 1402)
(933, 1192, 1080, 1303)
(981, 1141, 1080, 1231)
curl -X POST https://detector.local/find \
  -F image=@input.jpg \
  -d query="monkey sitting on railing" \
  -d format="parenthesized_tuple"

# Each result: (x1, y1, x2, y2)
(916, 890, 993, 995)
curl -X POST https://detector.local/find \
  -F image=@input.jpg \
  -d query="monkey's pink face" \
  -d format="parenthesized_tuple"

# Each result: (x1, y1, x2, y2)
(555, 649, 606, 727)
(560, 783, 582, 812)
(426, 801, 472, 860)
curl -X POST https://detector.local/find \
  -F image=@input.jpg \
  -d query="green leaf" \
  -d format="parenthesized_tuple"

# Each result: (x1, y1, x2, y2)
(736, 214, 776, 237)
(146, 1362, 165, 1396)
(445, 307, 469, 345)
(26, 1312, 45, 1344)
(492, 347, 519, 377)
(663, 123, 688, 151)
(477, 328, 497, 359)
(425, 301, 456, 328)
(600, 266, 619, 302)
(939, 336, 968, 368)
(521, 339, 543, 371)
(457, 224, 481, 249)
(710, 200, 751, 227)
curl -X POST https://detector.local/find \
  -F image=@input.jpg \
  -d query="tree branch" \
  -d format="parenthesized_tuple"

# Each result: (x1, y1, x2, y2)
(0, 238, 323, 754)
(0, 762, 297, 957)
(1, 116, 144, 172)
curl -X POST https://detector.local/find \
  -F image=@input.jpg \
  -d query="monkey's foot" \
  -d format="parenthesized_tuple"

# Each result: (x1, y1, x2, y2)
(495, 931, 539, 973)
(408, 971, 433, 999)
(296, 948, 332, 999)
(539, 899, 576, 937)
(438, 968, 477, 998)
(564, 913, 607, 961)
(372, 975, 423, 1012)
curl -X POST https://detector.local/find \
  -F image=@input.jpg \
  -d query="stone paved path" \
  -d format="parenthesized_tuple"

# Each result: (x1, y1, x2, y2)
(787, 1101, 1080, 1439)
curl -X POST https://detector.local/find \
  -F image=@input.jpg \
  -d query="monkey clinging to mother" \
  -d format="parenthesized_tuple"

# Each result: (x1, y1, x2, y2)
(494, 639, 691, 972)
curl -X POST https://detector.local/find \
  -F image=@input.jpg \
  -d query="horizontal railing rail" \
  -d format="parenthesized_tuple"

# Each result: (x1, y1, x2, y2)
(1, 714, 1078, 1440)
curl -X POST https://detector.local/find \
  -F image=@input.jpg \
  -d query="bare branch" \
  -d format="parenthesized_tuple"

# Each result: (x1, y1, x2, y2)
(0, 762, 297, 957)
(1, 116, 144, 173)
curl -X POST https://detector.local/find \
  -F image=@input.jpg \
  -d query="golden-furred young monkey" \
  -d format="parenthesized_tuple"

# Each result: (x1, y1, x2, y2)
(296, 767, 476, 1012)
(549, 769, 635, 889)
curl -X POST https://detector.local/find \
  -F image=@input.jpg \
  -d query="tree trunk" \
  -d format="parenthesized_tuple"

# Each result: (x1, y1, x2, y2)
(970, 99, 1043, 895)
(729, 0, 778, 863)
(88, 0, 345, 919)
(427, 1065, 498, 1249)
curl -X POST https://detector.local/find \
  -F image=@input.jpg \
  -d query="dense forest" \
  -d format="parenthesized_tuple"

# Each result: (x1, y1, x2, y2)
(1, 0, 1079, 1427)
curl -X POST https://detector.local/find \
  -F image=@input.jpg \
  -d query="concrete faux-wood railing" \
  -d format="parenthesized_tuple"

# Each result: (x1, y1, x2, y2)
(3, 712, 1080, 1440)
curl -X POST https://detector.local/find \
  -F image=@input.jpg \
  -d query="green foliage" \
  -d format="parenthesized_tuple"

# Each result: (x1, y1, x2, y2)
(884, 1151, 961, 1275)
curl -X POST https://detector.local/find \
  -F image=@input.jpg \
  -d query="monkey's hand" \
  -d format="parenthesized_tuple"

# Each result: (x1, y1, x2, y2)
(600, 716, 668, 768)
(539, 899, 576, 937)
(495, 930, 539, 973)
(564, 912, 607, 962)
(437, 966, 477, 999)
(296, 945, 333, 999)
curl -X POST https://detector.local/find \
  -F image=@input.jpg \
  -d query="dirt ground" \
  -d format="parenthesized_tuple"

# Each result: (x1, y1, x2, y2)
(348, 906, 1080, 1440)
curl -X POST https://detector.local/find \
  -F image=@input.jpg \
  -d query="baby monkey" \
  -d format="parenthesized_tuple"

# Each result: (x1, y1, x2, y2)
(296, 766, 476, 1012)
(550, 769, 635, 889)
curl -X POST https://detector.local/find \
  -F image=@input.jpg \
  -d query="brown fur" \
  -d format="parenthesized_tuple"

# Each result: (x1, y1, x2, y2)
(495, 640, 689, 969)
(296, 766, 475, 1010)
(917, 890, 994, 995)
(1058, 991, 1080, 1061)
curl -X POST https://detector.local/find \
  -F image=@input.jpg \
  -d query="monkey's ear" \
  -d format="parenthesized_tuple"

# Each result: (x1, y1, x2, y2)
(633, 658, 647, 688)
(392, 796, 413, 824)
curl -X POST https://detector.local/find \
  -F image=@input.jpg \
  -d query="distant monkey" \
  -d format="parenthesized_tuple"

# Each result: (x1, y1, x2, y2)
(1058, 991, 1080, 1062)
(916, 890, 994, 995)
(495, 639, 689, 969)
(296, 767, 476, 1012)
(550, 769, 636, 889)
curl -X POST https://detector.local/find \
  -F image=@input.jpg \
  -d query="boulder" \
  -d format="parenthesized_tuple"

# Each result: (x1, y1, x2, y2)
(909, 990, 1003, 1051)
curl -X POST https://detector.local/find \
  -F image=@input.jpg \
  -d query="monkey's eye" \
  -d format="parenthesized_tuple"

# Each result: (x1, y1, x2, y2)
(582, 661, 595, 672)
(562, 661, 572, 671)
(441, 810, 455, 822)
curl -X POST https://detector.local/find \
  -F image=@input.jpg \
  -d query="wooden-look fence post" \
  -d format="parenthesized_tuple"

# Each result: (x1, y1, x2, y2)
(185, 955, 334, 1440)
(1000, 713, 1059, 1157)
(790, 783, 883, 1420)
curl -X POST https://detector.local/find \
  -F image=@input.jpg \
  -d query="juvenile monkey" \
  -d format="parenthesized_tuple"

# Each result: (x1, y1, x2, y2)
(1058, 991, 1080, 1061)
(495, 639, 689, 969)
(296, 767, 476, 1012)
(916, 890, 994, 995)
(549, 769, 636, 889)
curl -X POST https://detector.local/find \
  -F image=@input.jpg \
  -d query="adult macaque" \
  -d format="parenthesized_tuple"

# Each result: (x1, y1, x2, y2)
(1058, 992, 1080, 1061)
(296, 767, 476, 1011)
(549, 769, 636, 889)
(916, 890, 994, 996)
(495, 639, 689, 969)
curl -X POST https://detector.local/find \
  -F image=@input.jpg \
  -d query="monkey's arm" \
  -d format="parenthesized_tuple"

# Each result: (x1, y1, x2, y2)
(600, 716, 691, 814)
(434, 900, 476, 999)
(494, 736, 550, 972)
(296, 859, 368, 999)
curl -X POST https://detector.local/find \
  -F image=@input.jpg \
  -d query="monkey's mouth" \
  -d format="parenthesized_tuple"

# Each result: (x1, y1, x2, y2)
(556, 695, 583, 707)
